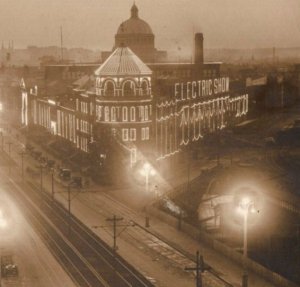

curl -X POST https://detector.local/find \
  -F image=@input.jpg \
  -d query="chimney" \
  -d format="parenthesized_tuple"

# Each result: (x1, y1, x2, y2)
(194, 33, 204, 65)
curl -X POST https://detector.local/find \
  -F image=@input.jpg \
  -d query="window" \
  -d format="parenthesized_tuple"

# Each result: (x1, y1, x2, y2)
(140, 106, 144, 121)
(123, 80, 135, 97)
(145, 106, 149, 120)
(122, 107, 128, 122)
(96, 105, 102, 121)
(130, 128, 136, 141)
(104, 106, 109, 122)
(111, 107, 116, 121)
(141, 127, 149, 140)
(130, 107, 136, 122)
(141, 80, 148, 96)
(145, 127, 149, 140)
(81, 102, 88, 114)
(104, 81, 115, 96)
(122, 128, 129, 141)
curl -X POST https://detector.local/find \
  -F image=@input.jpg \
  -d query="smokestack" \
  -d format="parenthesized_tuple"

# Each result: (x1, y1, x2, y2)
(194, 33, 204, 65)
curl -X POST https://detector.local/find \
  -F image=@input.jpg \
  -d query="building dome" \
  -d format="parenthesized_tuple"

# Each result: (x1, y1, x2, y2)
(116, 4, 153, 35)
(117, 18, 153, 35)
(115, 3, 155, 63)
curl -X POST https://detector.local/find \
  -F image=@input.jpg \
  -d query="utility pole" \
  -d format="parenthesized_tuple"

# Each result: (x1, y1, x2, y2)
(6, 141, 12, 175)
(60, 26, 64, 62)
(51, 169, 54, 201)
(19, 151, 26, 182)
(0, 131, 3, 151)
(186, 148, 192, 193)
(185, 251, 205, 287)
(40, 165, 43, 194)
(92, 215, 134, 252)
(68, 184, 71, 234)
(106, 215, 124, 251)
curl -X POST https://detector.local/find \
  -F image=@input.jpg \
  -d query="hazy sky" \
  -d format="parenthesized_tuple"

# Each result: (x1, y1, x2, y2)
(0, 0, 299, 52)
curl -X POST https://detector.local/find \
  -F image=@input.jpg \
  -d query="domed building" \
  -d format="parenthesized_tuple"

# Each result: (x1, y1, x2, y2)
(114, 3, 155, 63)
(101, 3, 167, 63)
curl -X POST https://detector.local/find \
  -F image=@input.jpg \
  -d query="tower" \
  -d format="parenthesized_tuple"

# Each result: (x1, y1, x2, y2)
(194, 33, 204, 65)
(94, 46, 153, 166)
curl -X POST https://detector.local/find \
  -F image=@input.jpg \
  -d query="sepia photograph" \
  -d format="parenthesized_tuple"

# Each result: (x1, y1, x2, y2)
(0, 0, 300, 286)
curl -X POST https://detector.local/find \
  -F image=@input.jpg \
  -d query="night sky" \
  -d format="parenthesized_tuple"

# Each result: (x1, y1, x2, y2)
(0, 0, 299, 52)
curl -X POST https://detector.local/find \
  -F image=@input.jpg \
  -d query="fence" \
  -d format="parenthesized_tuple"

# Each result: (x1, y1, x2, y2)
(146, 205, 299, 287)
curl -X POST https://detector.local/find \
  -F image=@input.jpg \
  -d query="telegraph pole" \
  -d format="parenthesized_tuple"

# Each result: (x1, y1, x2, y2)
(6, 141, 12, 175)
(92, 215, 134, 253)
(106, 215, 124, 251)
(185, 251, 204, 287)
(40, 165, 44, 206)
(19, 151, 26, 182)
(68, 184, 71, 234)
(51, 169, 55, 201)
(0, 131, 3, 151)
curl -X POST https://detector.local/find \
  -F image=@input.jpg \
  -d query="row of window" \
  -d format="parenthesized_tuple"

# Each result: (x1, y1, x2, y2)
(57, 110, 76, 142)
(76, 136, 88, 152)
(80, 102, 88, 114)
(96, 105, 150, 122)
(79, 120, 89, 133)
(76, 99, 93, 115)
(121, 127, 150, 142)
(96, 79, 150, 97)
(62, 71, 84, 80)
(203, 69, 217, 77)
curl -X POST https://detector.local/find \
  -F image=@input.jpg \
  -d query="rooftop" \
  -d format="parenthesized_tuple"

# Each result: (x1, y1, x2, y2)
(95, 47, 152, 77)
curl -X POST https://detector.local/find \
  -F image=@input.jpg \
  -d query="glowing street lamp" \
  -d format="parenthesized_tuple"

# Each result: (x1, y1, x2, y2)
(140, 162, 156, 192)
(237, 197, 257, 257)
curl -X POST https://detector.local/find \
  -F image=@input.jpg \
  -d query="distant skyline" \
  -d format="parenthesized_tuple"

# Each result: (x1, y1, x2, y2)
(0, 0, 300, 55)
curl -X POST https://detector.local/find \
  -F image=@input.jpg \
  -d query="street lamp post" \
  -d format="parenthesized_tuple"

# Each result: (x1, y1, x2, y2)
(239, 198, 254, 258)
(140, 162, 156, 192)
(67, 184, 71, 234)
(238, 197, 257, 287)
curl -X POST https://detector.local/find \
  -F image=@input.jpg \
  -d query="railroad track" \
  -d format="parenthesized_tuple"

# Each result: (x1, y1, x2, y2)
(5, 171, 154, 287)
(3, 129, 232, 286)
(76, 192, 234, 287)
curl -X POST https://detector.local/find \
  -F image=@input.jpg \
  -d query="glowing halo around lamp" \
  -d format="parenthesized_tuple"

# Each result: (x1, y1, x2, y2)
(140, 162, 156, 192)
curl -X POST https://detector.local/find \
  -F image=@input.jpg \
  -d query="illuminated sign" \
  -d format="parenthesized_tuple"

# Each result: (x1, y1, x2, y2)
(155, 76, 248, 161)
(175, 77, 230, 101)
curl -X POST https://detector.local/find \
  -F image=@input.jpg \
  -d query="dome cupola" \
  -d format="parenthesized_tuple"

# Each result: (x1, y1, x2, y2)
(115, 3, 155, 62)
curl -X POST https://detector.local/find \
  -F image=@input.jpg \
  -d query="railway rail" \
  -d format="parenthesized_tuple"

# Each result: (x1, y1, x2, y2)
(5, 171, 154, 287)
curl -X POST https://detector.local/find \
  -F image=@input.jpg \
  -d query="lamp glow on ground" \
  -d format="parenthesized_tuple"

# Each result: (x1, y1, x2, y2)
(140, 162, 156, 192)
